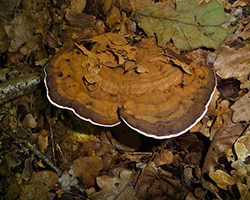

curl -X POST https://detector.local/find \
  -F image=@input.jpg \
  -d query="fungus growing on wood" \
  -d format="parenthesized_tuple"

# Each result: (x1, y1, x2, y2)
(44, 33, 216, 139)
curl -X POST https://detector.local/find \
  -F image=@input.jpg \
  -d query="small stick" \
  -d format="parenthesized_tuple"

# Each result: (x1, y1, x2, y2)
(24, 142, 63, 176)
(0, 122, 87, 195)
(0, 74, 41, 106)
(0, 122, 62, 175)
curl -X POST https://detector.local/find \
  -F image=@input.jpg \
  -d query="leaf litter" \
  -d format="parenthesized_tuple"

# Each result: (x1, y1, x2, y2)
(0, 0, 250, 199)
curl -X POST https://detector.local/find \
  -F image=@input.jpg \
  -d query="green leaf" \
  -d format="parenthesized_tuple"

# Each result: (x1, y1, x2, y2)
(132, 0, 237, 51)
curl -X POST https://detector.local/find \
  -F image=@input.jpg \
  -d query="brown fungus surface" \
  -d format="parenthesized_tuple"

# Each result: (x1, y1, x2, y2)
(44, 33, 216, 139)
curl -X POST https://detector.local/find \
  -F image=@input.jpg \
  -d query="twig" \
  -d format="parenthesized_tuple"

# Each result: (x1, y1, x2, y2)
(23, 142, 63, 176)
(0, 122, 88, 196)
(71, 185, 86, 196)
(0, 74, 41, 106)
(0, 122, 62, 175)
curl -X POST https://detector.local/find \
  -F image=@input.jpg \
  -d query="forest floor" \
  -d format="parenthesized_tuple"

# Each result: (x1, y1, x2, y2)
(0, 0, 250, 199)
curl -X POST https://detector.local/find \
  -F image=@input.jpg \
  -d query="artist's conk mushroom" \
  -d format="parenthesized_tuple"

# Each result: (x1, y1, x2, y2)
(44, 33, 216, 139)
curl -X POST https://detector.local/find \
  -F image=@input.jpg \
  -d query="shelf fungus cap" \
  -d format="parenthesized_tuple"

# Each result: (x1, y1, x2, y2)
(44, 37, 216, 139)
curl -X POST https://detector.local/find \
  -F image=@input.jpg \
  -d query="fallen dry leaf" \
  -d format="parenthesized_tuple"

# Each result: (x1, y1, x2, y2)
(58, 171, 78, 191)
(65, 11, 96, 28)
(217, 78, 245, 101)
(231, 91, 250, 123)
(153, 149, 173, 166)
(135, 162, 181, 199)
(29, 170, 59, 188)
(21, 158, 32, 181)
(5, 9, 50, 55)
(183, 167, 194, 187)
(237, 182, 250, 200)
(231, 0, 249, 7)
(37, 129, 49, 154)
(4, 183, 21, 200)
(69, 155, 103, 187)
(202, 113, 245, 174)
(105, 5, 121, 27)
(22, 113, 37, 129)
(214, 45, 250, 82)
(86, 169, 134, 200)
(68, 0, 86, 13)
(6, 170, 58, 200)
(219, 127, 250, 199)
(231, 80, 250, 123)
(19, 183, 51, 200)
(209, 100, 231, 139)
(238, 22, 250, 40)
(42, 119, 102, 173)
(64, 10, 105, 42)
(233, 126, 250, 162)
(96, 132, 116, 157)
(0, 0, 21, 22)
(209, 169, 236, 190)
(129, 0, 153, 10)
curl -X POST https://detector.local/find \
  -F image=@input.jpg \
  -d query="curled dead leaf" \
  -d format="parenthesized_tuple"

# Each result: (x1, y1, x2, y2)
(209, 170, 236, 190)
(22, 113, 37, 129)
(202, 113, 245, 174)
(153, 149, 173, 166)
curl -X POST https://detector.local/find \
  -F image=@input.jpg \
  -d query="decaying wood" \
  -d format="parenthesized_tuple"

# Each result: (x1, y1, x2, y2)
(0, 74, 41, 106)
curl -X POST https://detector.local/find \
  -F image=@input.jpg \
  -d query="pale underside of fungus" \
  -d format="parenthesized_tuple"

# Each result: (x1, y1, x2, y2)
(44, 33, 216, 139)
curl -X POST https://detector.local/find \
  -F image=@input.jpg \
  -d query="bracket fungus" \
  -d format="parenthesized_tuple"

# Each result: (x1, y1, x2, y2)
(44, 33, 216, 139)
